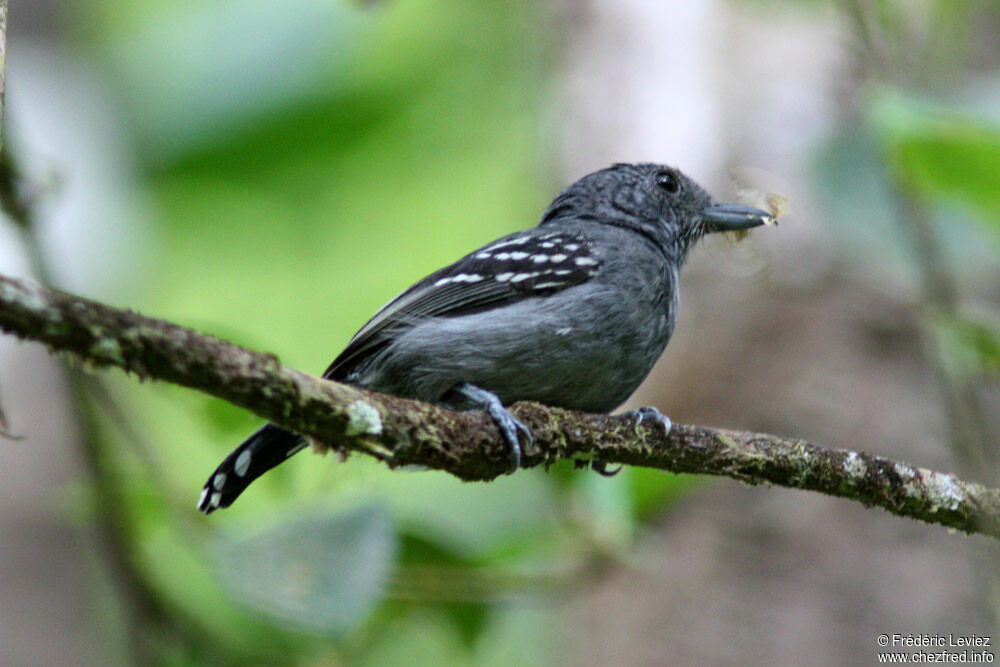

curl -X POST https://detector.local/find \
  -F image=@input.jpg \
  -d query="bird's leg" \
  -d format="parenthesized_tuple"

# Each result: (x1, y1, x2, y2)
(454, 383, 531, 473)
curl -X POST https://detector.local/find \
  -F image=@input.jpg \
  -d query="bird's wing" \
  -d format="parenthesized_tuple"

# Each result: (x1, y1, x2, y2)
(323, 228, 602, 380)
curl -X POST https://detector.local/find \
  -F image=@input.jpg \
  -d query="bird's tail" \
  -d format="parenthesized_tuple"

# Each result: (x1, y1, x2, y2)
(197, 424, 307, 514)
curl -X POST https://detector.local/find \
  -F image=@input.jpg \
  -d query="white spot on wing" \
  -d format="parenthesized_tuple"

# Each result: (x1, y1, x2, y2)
(531, 255, 550, 263)
(210, 492, 222, 508)
(550, 254, 567, 263)
(574, 256, 598, 266)
(509, 251, 529, 260)
(486, 236, 531, 251)
(435, 273, 484, 286)
(510, 272, 537, 283)
(496, 272, 514, 281)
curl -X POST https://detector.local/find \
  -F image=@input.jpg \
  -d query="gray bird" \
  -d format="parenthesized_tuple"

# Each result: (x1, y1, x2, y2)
(198, 162, 773, 513)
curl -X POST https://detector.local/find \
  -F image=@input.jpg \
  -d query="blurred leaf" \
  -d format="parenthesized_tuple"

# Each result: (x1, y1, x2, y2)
(575, 470, 635, 551)
(813, 101, 1000, 292)
(200, 397, 258, 437)
(931, 314, 1000, 379)
(467, 603, 557, 667)
(445, 601, 490, 649)
(870, 91, 1000, 238)
(358, 611, 472, 667)
(213, 502, 396, 635)
(629, 468, 700, 522)
(812, 126, 916, 287)
(360, 603, 557, 667)
(380, 471, 560, 561)
(97, 0, 363, 162)
(394, 534, 490, 647)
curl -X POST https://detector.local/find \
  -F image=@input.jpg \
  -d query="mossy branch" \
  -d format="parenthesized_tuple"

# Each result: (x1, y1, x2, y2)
(0, 271, 998, 538)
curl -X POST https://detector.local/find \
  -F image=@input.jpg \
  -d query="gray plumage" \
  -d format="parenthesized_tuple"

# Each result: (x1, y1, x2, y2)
(198, 162, 773, 513)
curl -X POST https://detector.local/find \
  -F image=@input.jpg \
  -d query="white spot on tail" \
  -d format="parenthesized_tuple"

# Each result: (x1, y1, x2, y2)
(235, 449, 252, 477)
(286, 441, 308, 458)
(212, 473, 227, 490)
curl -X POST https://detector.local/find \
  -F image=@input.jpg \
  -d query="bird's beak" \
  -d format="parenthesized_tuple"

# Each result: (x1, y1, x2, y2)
(700, 202, 776, 233)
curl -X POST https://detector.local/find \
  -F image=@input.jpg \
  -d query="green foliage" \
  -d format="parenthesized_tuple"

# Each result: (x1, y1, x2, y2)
(213, 503, 396, 635)
(932, 314, 1000, 380)
(871, 91, 1000, 237)
(812, 91, 1000, 290)
(64, 0, 690, 662)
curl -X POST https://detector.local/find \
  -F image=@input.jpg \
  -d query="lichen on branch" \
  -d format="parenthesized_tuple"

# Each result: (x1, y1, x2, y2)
(0, 271, 998, 539)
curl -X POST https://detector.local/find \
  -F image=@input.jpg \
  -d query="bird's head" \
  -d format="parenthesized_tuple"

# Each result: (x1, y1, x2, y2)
(540, 162, 775, 263)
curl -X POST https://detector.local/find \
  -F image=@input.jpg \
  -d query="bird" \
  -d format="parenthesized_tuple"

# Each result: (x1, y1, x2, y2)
(197, 162, 774, 513)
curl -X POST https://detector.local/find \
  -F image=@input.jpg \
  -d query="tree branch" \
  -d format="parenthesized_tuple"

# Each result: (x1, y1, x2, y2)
(1, 271, 998, 538)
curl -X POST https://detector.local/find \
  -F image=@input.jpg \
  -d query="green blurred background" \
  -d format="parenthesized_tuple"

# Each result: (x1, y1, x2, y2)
(2, 0, 999, 664)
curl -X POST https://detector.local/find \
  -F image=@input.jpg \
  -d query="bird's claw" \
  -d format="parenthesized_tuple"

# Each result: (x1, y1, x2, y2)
(591, 461, 623, 477)
(490, 407, 531, 472)
(621, 406, 672, 436)
(456, 383, 531, 473)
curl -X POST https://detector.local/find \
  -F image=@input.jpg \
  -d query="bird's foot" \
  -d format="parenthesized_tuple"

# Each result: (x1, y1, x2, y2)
(455, 383, 531, 473)
(621, 406, 672, 436)
(590, 407, 670, 477)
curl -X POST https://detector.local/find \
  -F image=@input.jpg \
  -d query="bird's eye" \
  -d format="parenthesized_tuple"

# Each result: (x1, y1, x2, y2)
(656, 171, 680, 194)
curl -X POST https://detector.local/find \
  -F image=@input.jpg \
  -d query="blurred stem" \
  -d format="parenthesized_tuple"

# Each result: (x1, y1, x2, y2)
(844, 0, 979, 88)
(889, 177, 993, 476)
(388, 548, 620, 604)
(0, 0, 6, 156)
(844, 0, 888, 79)
(3, 268, 1000, 539)
(85, 378, 208, 538)
(889, 160, 1000, 634)
(70, 373, 218, 662)
(847, 0, 1000, 634)
(389, 564, 570, 603)
(0, 139, 219, 662)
